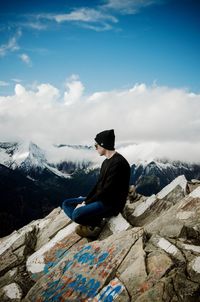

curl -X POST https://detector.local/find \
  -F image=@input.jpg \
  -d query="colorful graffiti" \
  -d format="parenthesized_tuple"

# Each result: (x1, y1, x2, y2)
(38, 243, 117, 301)
(28, 229, 141, 302)
(92, 279, 125, 302)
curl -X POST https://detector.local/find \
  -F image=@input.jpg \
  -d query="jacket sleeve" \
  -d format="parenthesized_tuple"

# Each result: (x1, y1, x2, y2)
(85, 161, 121, 204)
(85, 183, 98, 203)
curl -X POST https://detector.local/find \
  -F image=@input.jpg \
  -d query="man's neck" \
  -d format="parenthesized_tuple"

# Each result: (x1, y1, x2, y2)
(105, 150, 116, 159)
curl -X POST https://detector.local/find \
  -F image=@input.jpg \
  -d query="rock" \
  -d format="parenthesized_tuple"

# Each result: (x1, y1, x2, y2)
(99, 213, 132, 240)
(132, 194, 157, 219)
(126, 175, 187, 227)
(91, 278, 130, 302)
(106, 213, 131, 233)
(118, 236, 174, 301)
(26, 222, 82, 280)
(0, 268, 18, 288)
(128, 185, 140, 202)
(150, 235, 185, 264)
(173, 271, 200, 301)
(118, 236, 147, 299)
(187, 256, 200, 283)
(35, 207, 71, 250)
(1, 175, 200, 301)
(117, 234, 144, 275)
(0, 224, 36, 276)
(157, 175, 187, 199)
(187, 179, 200, 194)
(134, 281, 165, 302)
(24, 228, 143, 301)
(178, 242, 200, 254)
(0, 283, 23, 302)
(145, 186, 200, 240)
(189, 185, 200, 198)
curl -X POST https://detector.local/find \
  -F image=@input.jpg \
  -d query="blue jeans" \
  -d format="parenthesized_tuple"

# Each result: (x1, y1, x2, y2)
(62, 197, 113, 227)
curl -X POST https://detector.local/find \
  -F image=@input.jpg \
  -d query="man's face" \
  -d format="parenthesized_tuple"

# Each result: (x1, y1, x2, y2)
(95, 143, 106, 156)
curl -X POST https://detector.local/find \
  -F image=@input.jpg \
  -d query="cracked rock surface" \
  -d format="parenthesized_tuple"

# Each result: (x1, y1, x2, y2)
(0, 176, 200, 301)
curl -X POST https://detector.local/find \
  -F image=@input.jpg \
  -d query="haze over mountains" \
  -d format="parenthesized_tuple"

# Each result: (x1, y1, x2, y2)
(0, 140, 200, 237)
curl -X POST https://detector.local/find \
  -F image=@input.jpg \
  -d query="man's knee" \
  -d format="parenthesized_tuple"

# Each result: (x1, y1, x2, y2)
(72, 208, 84, 224)
(62, 199, 68, 209)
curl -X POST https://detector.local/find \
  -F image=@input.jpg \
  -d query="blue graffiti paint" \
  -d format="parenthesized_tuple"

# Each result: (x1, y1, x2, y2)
(97, 252, 109, 266)
(73, 244, 109, 267)
(98, 284, 123, 302)
(42, 279, 63, 301)
(39, 243, 112, 301)
(44, 261, 55, 274)
(43, 245, 109, 274)
(86, 278, 102, 297)
(77, 252, 96, 264)
(61, 273, 101, 298)
(43, 249, 71, 275)
(63, 260, 74, 273)
(55, 248, 66, 258)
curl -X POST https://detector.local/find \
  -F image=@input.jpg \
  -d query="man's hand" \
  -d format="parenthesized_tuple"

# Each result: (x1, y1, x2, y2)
(75, 202, 85, 209)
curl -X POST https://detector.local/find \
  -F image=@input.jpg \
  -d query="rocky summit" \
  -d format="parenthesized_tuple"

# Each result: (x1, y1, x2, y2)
(0, 175, 200, 302)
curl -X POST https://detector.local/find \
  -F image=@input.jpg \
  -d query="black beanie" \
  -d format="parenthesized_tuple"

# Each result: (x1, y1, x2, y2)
(95, 129, 115, 150)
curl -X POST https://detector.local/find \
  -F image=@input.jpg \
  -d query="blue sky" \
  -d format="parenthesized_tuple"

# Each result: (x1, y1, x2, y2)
(0, 0, 199, 94)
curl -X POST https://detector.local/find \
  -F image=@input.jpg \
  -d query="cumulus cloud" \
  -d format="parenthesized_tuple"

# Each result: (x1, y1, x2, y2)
(19, 53, 32, 66)
(64, 75, 85, 105)
(0, 77, 200, 163)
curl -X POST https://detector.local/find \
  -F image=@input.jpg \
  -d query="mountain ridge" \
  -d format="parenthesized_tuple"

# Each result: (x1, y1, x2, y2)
(0, 140, 200, 237)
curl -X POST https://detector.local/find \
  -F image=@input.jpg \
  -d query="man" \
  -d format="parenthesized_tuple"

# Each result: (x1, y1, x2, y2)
(62, 129, 130, 238)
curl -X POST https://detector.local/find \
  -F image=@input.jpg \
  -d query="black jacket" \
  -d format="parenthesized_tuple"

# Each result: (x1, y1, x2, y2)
(85, 152, 130, 215)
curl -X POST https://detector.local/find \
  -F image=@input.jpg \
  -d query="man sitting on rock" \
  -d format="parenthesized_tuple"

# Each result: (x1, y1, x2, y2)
(62, 129, 131, 238)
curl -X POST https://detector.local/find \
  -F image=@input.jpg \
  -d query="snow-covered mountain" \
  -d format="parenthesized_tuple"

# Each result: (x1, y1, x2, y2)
(1, 141, 200, 188)
(0, 141, 94, 179)
(0, 141, 98, 237)
(0, 141, 45, 169)
(131, 160, 200, 195)
(1, 140, 200, 236)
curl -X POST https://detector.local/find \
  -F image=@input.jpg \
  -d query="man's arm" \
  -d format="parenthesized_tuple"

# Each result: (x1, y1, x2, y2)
(85, 162, 121, 204)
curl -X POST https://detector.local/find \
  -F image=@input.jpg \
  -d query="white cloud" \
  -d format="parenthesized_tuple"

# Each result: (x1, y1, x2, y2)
(103, 0, 158, 14)
(64, 75, 85, 105)
(24, 22, 47, 30)
(0, 30, 21, 57)
(0, 77, 200, 163)
(38, 8, 118, 31)
(19, 53, 32, 66)
(28, 1, 161, 32)
(0, 81, 9, 87)
(47, 8, 117, 23)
